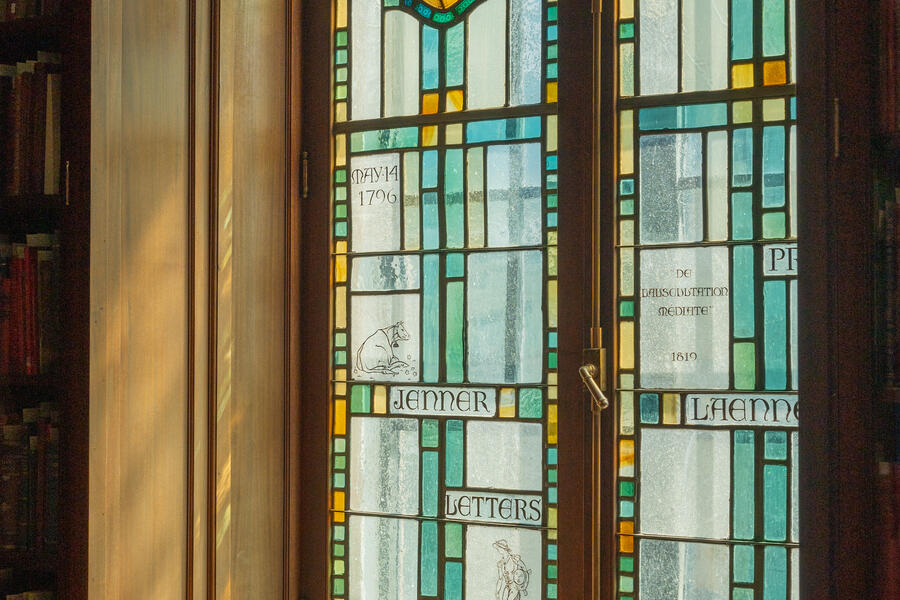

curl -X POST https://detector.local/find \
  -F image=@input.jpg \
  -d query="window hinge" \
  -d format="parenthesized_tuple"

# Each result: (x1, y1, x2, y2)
(302, 151, 309, 199)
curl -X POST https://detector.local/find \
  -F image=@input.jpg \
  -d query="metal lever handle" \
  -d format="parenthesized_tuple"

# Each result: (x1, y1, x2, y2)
(579, 364, 609, 411)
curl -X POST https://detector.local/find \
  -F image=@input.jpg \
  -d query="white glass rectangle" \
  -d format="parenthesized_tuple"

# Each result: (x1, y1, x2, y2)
(383, 11, 420, 117)
(351, 294, 420, 381)
(444, 490, 542, 525)
(389, 386, 497, 417)
(466, 421, 543, 491)
(685, 394, 799, 427)
(348, 516, 419, 600)
(349, 417, 420, 514)
(467, 0, 507, 109)
(350, 153, 402, 253)
(350, 0, 382, 119)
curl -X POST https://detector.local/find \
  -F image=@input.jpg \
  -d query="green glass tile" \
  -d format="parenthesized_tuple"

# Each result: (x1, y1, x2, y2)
(548, 468, 558, 483)
(547, 173, 558, 189)
(547, 44, 558, 60)
(548, 448, 558, 465)
(733, 128, 754, 186)
(334, 438, 346, 453)
(619, 178, 635, 195)
(384, 0, 399, 5)
(547, 583, 558, 599)
(734, 589, 755, 600)
(334, 221, 347, 237)
(732, 193, 753, 240)
(765, 431, 788, 460)
(334, 455, 346, 470)
(732, 0, 754, 59)
(620, 556, 634, 572)
(547, 213, 558, 227)
(734, 342, 756, 389)
(446, 281, 464, 382)
(334, 350, 346, 365)
(638, 103, 728, 130)
(620, 198, 634, 215)
(763, 0, 786, 56)
(620, 300, 634, 317)
(764, 464, 788, 541)
(547, 62, 558, 79)
(334, 332, 347, 347)
(333, 559, 345, 575)
(619, 480, 635, 497)
(445, 522, 463, 557)
(445, 562, 463, 600)
(421, 521, 438, 595)
(445, 149, 465, 248)
(350, 127, 419, 152)
(548, 5, 558, 20)
(734, 430, 755, 539)
(423, 451, 439, 517)
(763, 280, 788, 389)
(335, 85, 347, 100)
(422, 419, 439, 448)
(763, 127, 786, 207)
(545, 193, 557, 208)
(335, 49, 347, 64)
(335, 30, 347, 47)
(446, 22, 465, 87)
(334, 204, 347, 218)
(734, 544, 755, 583)
(734, 100, 754, 123)
(548, 352, 558, 369)
(733, 245, 756, 337)
(350, 385, 370, 413)
(548, 486, 558, 504)
(619, 22, 634, 39)
(640, 393, 659, 424)
(619, 576, 634, 593)
(548, 564, 558, 579)
(335, 186, 347, 201)
(423, 254, 440, 381)
(446, 420, 464, 487)
(333, 472, 345, 488)
(333, 578, 345, 595)
(763, 212, 786, 239)
(336, 67, 348, 82)
(333, 524, 345, 541)
(333, 542, 345, 557)
(548, 544, 558, 560)
(519, 388, 543, 418)
(763, 546, 787, 599)
(446, 253, 465, 278)
(619, 500, 634, 517)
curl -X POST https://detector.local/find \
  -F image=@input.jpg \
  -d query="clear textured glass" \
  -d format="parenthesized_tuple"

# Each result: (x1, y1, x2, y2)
(639, 134, 704, 244)
(467, 0, 506, 109)
(681, 0, 728, 91)
(350, 0, 381, 119)
(350, 153, 402, 252)
(639, 0, 679, 94)
(466, 421, 543, 490)
(382, 11, 419, 116)
(638, 539, 730, 600)
(350, 294, 420, 381)
(349, 418, 420, 514)
(350, 256, 420, 291)
(348, 516, 419, 600)
(465, 526, 542, 600)
(508, 0, 542, 105)
(487, 143, 543, 247)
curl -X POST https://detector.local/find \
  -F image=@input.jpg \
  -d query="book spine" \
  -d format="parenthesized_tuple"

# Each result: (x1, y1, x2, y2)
(23, 246, 37, 376)
(28, 69, 47, 196)
(43, 73, 61, 195)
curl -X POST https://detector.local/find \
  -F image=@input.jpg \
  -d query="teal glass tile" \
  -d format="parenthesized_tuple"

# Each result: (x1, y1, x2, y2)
(423, 26, 440, 89)
(765, 430, 788, 460)
(334, 438, 346, 453)
(350, 385, 370, 413)
(423, 451, 439, 516)
(446, 22, 465, 87)
(619, 576, 635, 593)
(336, 49, 347, 64)
(445, 562, 463, 600)
(421, 521, 438, 595)
(548, 564, 558, 579)
(334, 169, 346, 183)
(547, 212, 558, 227)
(547, 583, 558, 599)
(333, 472, 345, 488)
(733, 128, 754, 186)
(335, 332, 347, 346)
(423, 150, 438, 188)
(640, 393, 660, 424)
(620, 198, 634, 215)
(335, 30, 347, 47)
(333, 524, 345, 541)
(384, 0, 399, 5)
(734, 430, 755, 539)
(546, 155, 558, 170)
(547, 173, 558, 189)
(548, 331, 558, 348)
(734, 589, 755, 600)
(445, 149, 465, 248)
(764, 464, 788, 541)
(548, 468, 557, 483)
(333, 578, 345, 595)
(446, 253, 464, 278)
(790, 97, 797, 120)
(733, 245, 756, 336)
(422, 419, 439, 448)
(548, 486, 558, 504)
(619, 480, 635, 497)
(445, 522, 462, 557)
(638, 103, 728, 130)
(732, 193, 754, 240)
(446, 420, 464, 487)
(763, 212, 786, 238)
(548, 352, 558, 369)
(466, 117, 542, 143)
(519, 388, 543, 418)
(619, 22, 635, 39)
(333, 542, 345, 557)
(619, 178, 635, 195)
(350, 127, 419, 151)
(620, 556, 634, 572)
(334, 221, 347, 237)
(548, 544, 558, 560)
(547, 44, 558, 60)
(732, 0, 754, 59)
(548, 5, 557, 20)
(334, 350, 347, 365)
(763, 0, 786, 57)
(763, 546, 788, 599)
(547, 193, 558, 208)
(764, 280, 788, 389)
(548, 24, 558, 41)
(620, 300, 634, 317)
(548, 448, 558, 465)
(763, 127, 786, 207)
(619, 500, 634, 517)
(734, 544, 755, 583)
(423, 254, 440, 381)
(446, 281, 464, 382)
(547, 62, 558, 79)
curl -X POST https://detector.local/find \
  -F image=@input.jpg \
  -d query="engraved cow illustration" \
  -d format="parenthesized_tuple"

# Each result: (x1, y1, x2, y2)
(355, 321, 410, 376)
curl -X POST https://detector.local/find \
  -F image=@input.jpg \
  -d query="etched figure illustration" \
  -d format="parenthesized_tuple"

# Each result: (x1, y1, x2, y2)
(493, 539, 531, 600)
(355, 321, 410, 376)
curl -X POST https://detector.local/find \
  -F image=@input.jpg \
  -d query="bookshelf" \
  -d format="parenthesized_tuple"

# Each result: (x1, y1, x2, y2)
(0, 0, 89, 598)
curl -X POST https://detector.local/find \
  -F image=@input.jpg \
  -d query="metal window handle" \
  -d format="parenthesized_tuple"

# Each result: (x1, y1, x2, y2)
(580, 363, 609, 411)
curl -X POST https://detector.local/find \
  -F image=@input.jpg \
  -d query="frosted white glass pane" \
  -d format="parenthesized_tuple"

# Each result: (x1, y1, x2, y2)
(467, 148, 486, 248)
(351, 0, 381, 119)
(465, 526, 542, 600)
(639, 134, 704, 244)
(467, 251, 543, 383)
(383, 11, 419, 117)
(351, 294, 420, 381)
(790, 0, 796, 82)
(639, 0, 678, 94)
(487, 143, 542, 247)
(620, 43, 635, 97)
(639, 539, 730, 599)
(681, 0, 728, 91)
(620, 247, 634, 295)
(791, 431, 799, 541)
(640, 428, 731, 538)
(350, 153, 401, 252)
(508, 0, 542, 105)
(706, 131, 729, 241)
(350, 256, 420, 291)
(348, 516, 418, 600)
(639, 247, 730, 390)
(466, 421, 543, 490)
(467, 0, 506, 109)
(791, 548, 800, 598)
(349, 418, 420, 514)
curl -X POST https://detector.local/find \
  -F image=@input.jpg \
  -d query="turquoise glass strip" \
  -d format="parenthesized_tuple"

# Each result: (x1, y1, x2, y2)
(445, 149, 465, 248)
(422, 419, 439, 447)
(446, 281, 464, 382)
(423, 254, 440, 381)
(763, 0, 786, 57)
(733, 246, 755, 336)
(638, 103, 728, 130)
(732, 128, 754, 187)
(423, 150, 438, 189)
(734, 589, 754, 600)
(763, 546, 788, 600)
(423, 191, 439, 249)
(734, 544, 755, 583)
(763, 127, 786, 208)
(421, 521, 438, 595)
(350, 127, 419, 151)
(445, 521, 462, 557)
(445, 562, 463, 600)
(423, 26, 440, 89)
(764, 464, 788, 541)
(639, 393, 659, 424)
(764, 280, 787, 389)
(446, 22, 465, 87)
(732, 0, 754, 59)
(446, 420, 464, 487)
(466, 117, 542, 143)
(423, 451, 439, 517)
(732, 193, 754, 240)
(765, 430, 788, 460)
(734, 430, 755, 539)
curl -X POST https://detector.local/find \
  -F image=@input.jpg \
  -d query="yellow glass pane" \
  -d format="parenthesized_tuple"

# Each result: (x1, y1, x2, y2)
(335, 101, 347, 122)
(619, 110, 634, 174)
(335, 368, 347, 381)
(373, 385, 387, 414)
(733, 100, 753, 123)
(446, 123, 463, 145)
(662, 393, 680, 424)
(446, 89, 464, 112)
(619, 219, 634, 246)
(548, 528, 558, 540)
(548, 373, 558, 385)
(500, 388, 516, 418)
(619, 321, 634, 369)
(548, 280, 558, 327)
(335, 286, 346, 328)
(732, 63, 754, 88)
(548, 386, 557, 400)
(619, 439, 634, 476)
(548, 230, 557, 246)
(420, 0, 462, 7)
(619, 0, 634, 19)
(334, 381, 346, 396)
(619, 520, 634, 552)
(336, 0, 347, 28)
(422, 92, 440, 115)
(546, 82, 558, 103)
(548, 247, 558, 276)
(547, 507, 558, 529)
(334, 254, 347, 282)
(335, 134, 346, 167)
(334, 399, 346, 434)
(763, 98, 786, 121)
(423, 125, 438, 146)
(619, 391, 634, 434)
(333, 491, 346, 522)
(548, 404, 558, 443)
(763, 60, 787, 85)
(547, 115, 558, 152)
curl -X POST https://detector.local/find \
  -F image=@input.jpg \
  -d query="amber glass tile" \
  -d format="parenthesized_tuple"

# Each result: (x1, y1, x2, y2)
(422, 93, 440, 114)
(423, 125, 438, 146)
(446, 89, 464, 112)
(763, 60, 787, 85)
(547, 82, 558, 103)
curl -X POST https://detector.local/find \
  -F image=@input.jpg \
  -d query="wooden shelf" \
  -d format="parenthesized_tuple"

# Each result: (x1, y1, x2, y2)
(0, 549, 58, 573)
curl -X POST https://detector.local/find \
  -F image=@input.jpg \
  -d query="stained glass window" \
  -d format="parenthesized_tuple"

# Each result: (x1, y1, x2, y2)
(329, 0, 560, 598)
(614, 0, 799, 598)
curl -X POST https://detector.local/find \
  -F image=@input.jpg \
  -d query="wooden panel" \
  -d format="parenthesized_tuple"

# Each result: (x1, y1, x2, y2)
(215, 0, 288, 597)
(90, 0, 190, 598)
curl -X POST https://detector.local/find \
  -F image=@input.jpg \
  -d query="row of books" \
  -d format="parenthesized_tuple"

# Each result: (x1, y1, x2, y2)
(0, 52, 61, 197)
(0, 234, 60, 377)
(0, 401, 59, 554)
(0, 0, 59, 22)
